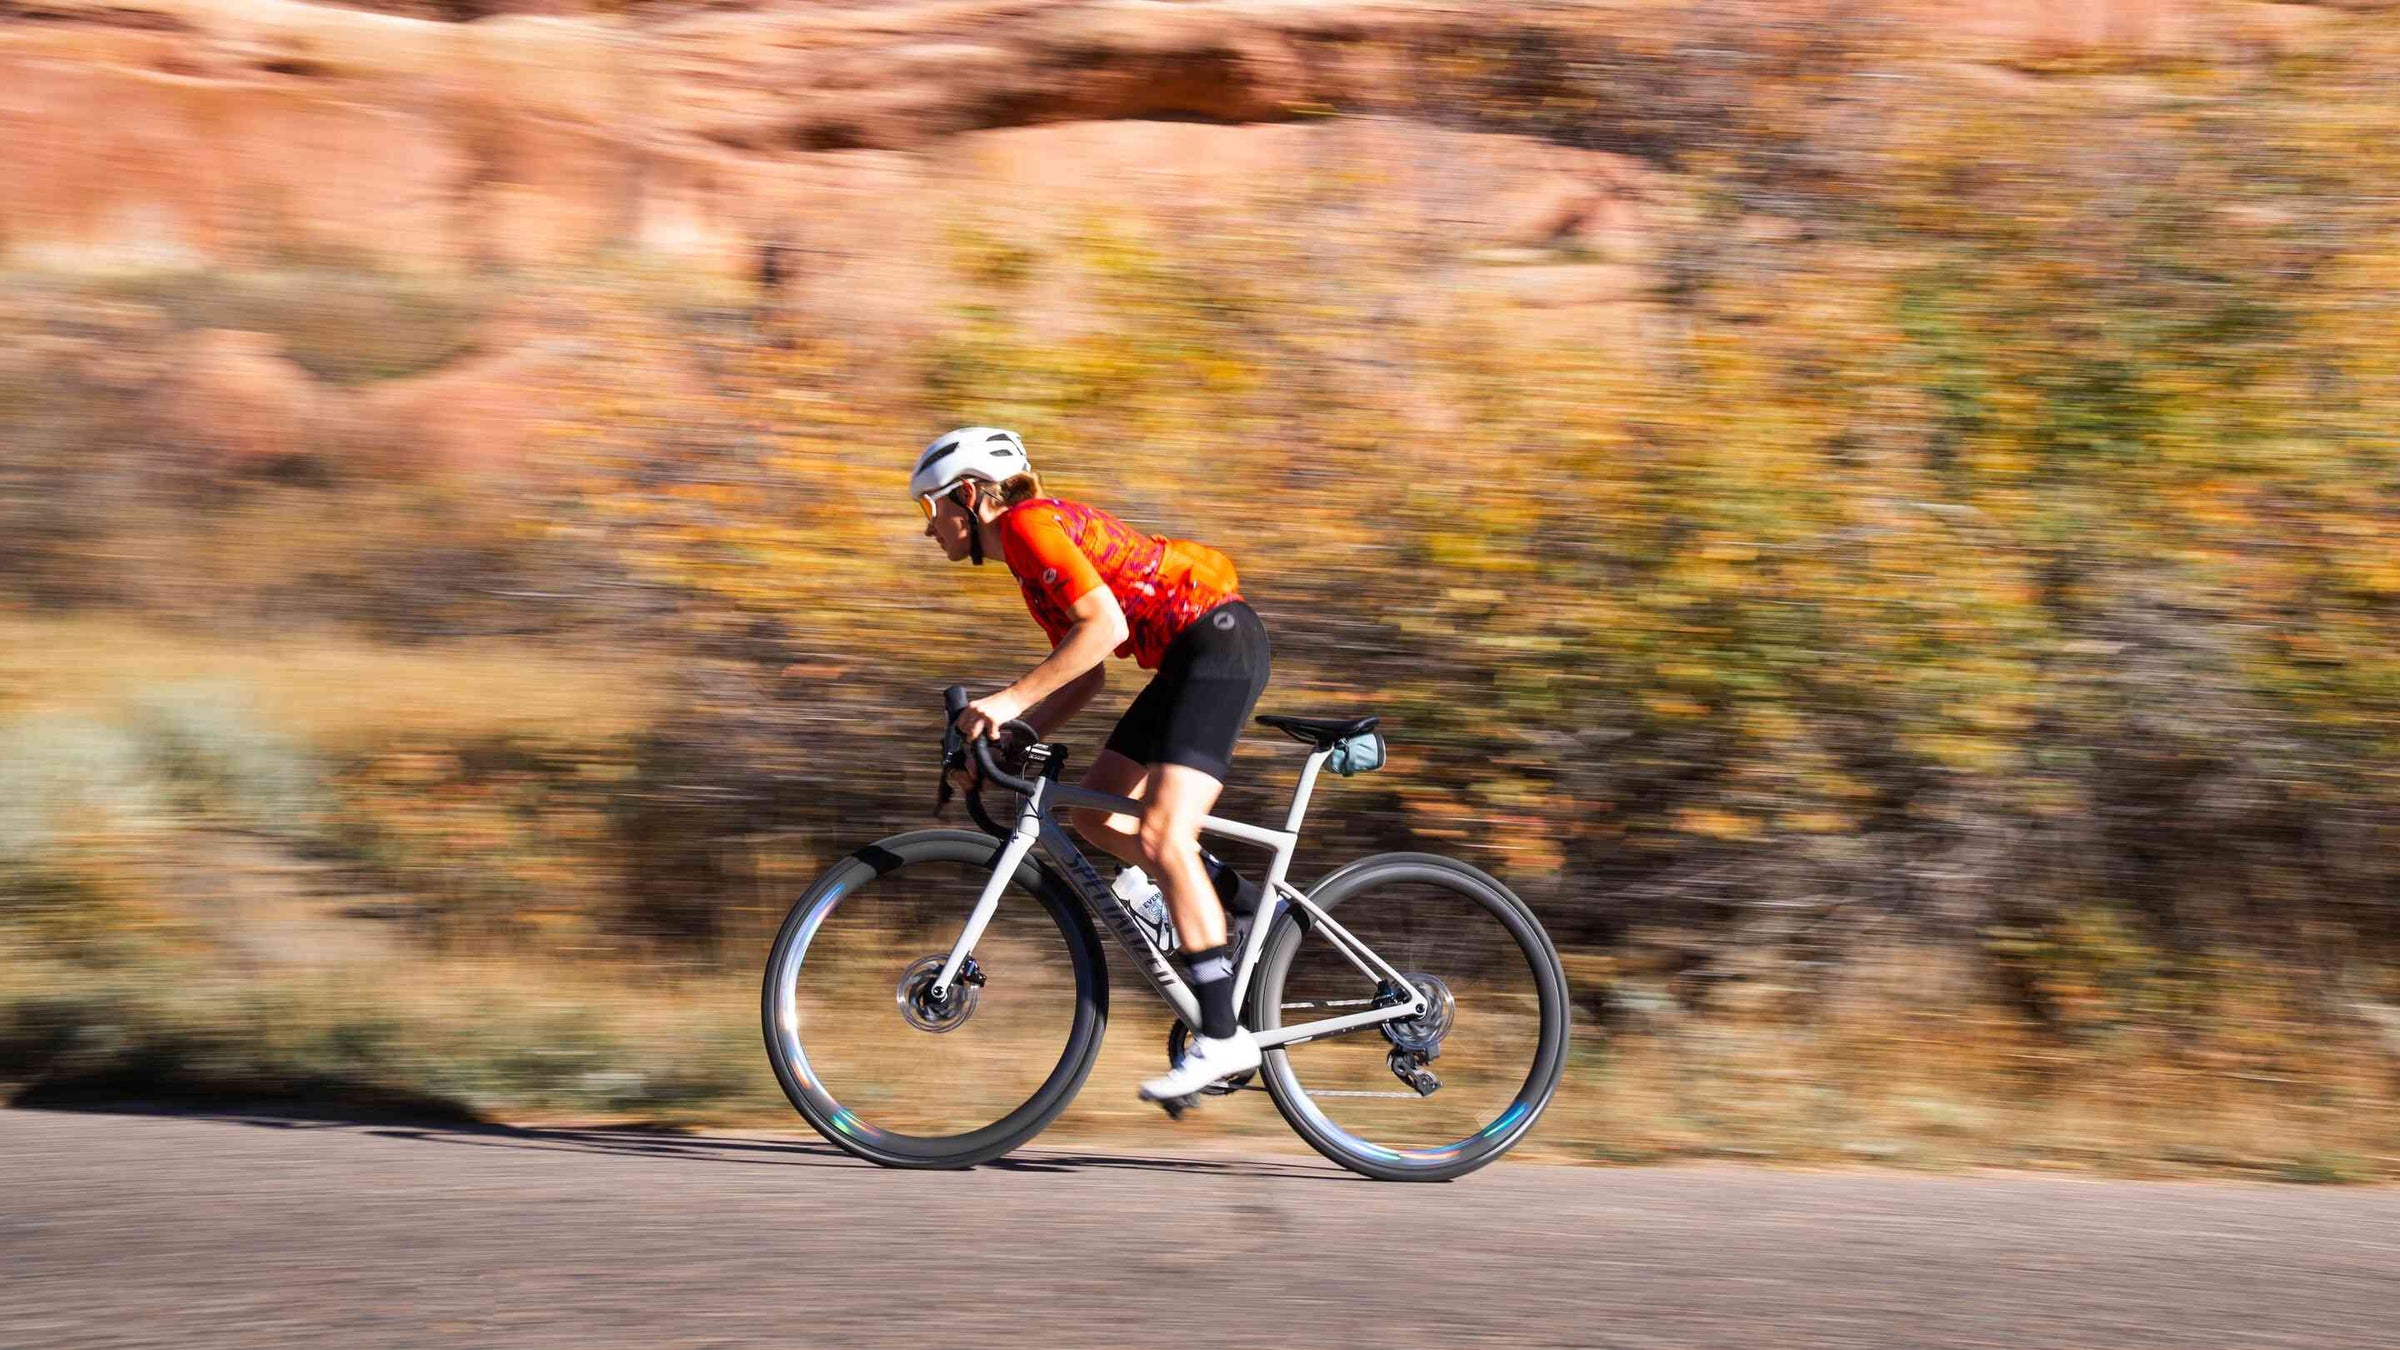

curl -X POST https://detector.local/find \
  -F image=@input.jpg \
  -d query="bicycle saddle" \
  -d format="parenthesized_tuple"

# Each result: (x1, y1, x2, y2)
(1255, 713, 1381, 746)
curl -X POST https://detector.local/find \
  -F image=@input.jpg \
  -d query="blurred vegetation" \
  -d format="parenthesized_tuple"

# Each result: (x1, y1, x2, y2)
(84, 268, 494, 386)
(2, 6, 2395, 1171)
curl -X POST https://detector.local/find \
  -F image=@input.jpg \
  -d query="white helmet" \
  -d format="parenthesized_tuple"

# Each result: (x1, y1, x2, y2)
(910, 426, 1031, 502)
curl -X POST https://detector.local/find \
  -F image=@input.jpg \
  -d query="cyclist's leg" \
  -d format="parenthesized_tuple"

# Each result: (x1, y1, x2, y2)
(1068, 748, 1148, 866)
(1135, 759, 1255, 1096)
(1073, 706, 1260, 936)
(1138, 602, 1271, 1052)
(1140, 764, 1229, 951)
(1141, 599, 1272, 804)
(1068, 660, 1173, 858)
(1141, 602, 1271, 927)
(1067, 663, 1261, 907)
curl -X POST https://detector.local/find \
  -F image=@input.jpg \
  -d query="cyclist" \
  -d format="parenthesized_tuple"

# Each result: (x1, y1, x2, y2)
(914, 426, 1270, 1102)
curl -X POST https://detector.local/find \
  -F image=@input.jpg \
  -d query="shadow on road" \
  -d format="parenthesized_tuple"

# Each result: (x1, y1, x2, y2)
(13, 1101, 1347, 1180)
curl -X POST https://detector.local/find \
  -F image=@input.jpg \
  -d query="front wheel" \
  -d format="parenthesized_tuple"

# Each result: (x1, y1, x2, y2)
(1254, 853, 1569, 1182)
(762, 829, 1108, 1168)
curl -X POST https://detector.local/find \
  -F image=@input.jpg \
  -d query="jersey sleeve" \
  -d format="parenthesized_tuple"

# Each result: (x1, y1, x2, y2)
(998, 505, 1106, 643)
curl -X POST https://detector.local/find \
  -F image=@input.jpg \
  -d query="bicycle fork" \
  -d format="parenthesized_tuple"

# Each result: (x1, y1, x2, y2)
(928, 798, 1038, 1003)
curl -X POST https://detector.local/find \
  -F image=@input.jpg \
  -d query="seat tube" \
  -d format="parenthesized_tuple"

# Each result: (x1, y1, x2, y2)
(933, 790, 1042, 997)
(1235, 749, 1332, 1006)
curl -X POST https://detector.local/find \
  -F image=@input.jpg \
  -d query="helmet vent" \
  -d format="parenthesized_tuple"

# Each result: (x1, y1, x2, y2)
(917, 440, 961, 472)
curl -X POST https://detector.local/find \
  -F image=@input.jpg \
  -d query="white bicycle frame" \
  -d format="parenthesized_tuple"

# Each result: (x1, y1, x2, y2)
(930, 743, 1429, 1048)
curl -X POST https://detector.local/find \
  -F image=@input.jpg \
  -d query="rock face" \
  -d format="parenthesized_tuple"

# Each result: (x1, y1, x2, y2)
(5, 0, 2380, 479)
(0, 0, 1430, 276)
(3, 0, 2363, 289)
(14, 0, 2331, 281)
(141, 313, 584, 479)
(161, 329, 321, 471)
(0, 2, 628, 271)
(351, 337, 581, 477)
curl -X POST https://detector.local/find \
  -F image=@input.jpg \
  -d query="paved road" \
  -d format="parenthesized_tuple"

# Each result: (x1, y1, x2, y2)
(4, 1108, 2396, 1349)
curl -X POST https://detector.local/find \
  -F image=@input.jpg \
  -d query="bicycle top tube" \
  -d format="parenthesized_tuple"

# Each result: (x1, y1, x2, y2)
(1045, 780, 1295, 851)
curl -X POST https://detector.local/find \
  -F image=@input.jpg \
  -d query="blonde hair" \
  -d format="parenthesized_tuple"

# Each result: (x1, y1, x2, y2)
(988, 471, 1043, 510)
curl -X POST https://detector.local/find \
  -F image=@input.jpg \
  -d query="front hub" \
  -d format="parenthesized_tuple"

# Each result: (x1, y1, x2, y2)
(896, 954, 980, 1033)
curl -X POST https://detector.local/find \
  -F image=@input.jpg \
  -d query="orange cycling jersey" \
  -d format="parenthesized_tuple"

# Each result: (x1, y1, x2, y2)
(995, 498, 1241, 669)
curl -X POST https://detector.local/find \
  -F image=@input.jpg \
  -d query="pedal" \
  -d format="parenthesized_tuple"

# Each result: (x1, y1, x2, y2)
(1166, 1023, 1254, 1096)
(1156, 1093, 1200, 1120)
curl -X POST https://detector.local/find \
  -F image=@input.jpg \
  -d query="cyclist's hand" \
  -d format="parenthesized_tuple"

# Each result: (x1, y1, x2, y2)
(954, 690, 1026, 745)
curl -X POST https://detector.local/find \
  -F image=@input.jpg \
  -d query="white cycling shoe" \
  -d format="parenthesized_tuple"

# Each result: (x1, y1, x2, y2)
(1139, 1028, 1262, 1102)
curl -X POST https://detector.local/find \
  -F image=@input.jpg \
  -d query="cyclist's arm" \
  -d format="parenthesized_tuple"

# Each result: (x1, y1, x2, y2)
(1010, 586, 1127, 710)
(1025, 664, 1104, 737)
(959, 586, 1127, 740)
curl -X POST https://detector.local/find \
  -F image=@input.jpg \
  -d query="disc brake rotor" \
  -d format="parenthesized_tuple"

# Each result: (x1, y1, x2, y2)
(896, 954, 979, 1033)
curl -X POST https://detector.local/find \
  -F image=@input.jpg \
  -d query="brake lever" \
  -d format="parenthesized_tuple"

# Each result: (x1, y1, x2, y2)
(938, 684, 970, 817)
(940, 685, 1017, 837)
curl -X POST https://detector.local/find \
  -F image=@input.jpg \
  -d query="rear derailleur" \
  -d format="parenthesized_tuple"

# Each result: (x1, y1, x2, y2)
(1386, 1047, 1441, 1097)
(1376, 974, 1452, 1097)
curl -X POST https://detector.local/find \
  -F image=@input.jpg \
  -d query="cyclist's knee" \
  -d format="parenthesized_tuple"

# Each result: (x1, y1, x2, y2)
(1136, 810, 1198, 871)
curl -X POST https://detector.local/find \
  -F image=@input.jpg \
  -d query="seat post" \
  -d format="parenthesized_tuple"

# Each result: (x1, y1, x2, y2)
(1282, 747, 1333, 836)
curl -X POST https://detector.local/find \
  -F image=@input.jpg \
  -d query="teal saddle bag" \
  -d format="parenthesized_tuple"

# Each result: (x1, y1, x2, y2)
(1327, 730, 1385, 776)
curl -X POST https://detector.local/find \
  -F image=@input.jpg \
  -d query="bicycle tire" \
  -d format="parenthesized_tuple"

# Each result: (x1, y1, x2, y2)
(1254, 852, 1568, 1182)
(762, 828, 1109, 1168)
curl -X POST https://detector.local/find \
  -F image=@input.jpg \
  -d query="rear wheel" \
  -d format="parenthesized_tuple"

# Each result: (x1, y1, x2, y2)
(762, 829, 1108, 1168)
(1254, 853, 1568, 1182)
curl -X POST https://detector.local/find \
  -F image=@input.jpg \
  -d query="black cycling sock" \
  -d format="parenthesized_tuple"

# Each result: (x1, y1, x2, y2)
(1201, 851, 1261, 918)
(1184, 944, 1239, 1040)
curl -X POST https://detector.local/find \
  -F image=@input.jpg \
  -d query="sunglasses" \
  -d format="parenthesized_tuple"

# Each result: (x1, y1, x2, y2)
(917, 484, 971, 521)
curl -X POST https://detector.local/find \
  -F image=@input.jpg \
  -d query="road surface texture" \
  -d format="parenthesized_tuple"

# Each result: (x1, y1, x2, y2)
(4, 1108, 2396, 1349)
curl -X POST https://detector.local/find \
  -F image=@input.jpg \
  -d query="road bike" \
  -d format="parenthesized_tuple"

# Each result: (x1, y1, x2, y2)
(761, 686, 1570, 1181)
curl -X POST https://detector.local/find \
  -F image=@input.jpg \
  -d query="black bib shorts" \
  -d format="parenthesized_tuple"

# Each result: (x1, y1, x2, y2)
(1102, 601, 1272, 784)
